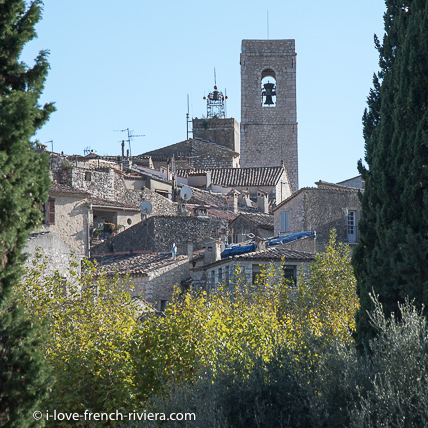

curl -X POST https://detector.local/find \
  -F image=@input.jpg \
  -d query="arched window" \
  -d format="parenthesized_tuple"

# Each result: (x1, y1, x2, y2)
(261, 68, 276, 107)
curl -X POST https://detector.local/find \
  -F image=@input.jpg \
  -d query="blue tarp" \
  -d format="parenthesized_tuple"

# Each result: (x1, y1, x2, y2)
(265, 231, 316, 247)
(221, 243, 257, 258)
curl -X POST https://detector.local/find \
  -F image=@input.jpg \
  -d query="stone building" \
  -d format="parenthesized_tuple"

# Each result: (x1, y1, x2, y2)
(24, 184, 90, 276)
(177, 165, 291, 207)
(91, 215, 228, 258)
(192, 117, 240, 153)
(192, 244, 315, 290)
(228, 212, 274, 243)
(272, 183, 362, 252)
(240, 40, 298, 193)
(91, 251, 190, 311)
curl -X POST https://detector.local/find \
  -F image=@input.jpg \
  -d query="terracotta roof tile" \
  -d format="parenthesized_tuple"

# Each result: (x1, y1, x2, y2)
(90, 252, 188, 275)
(88, 197, 140, 210)
(234, 247, 315, 262)
(177, 166, 285, 187)
(49, 183, 89, 197)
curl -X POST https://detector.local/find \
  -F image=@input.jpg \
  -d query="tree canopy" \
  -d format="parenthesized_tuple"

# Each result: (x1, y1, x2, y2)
(353, 0, 428, 343)
(0, 1, 55, 425)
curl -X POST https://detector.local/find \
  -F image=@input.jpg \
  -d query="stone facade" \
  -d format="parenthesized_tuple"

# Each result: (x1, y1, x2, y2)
(91, 215, 228, 257)
(273, 187, 362, 251)
(92, 252, 190, 310)
(240, 40, 298, 193)
(192, 118, 240, 153)
(192, 246, 314, 290)
(24, 232, 76, 277)
(228, 212, 274, 243)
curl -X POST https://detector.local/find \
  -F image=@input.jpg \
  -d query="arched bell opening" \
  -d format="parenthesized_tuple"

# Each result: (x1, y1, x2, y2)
(261, 69, 276, 107)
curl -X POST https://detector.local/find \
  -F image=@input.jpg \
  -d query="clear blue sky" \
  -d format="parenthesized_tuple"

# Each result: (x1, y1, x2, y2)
(23, 0, 386, 189)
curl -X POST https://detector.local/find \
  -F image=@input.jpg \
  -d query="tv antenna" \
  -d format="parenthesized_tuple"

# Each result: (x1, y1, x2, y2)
(45, 140, 53, 153)
(114, 128, 145, 158)
(186, 94, 193, 140)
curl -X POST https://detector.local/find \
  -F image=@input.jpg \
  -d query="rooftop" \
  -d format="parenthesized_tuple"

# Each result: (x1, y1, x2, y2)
(90, 252, 188, 276)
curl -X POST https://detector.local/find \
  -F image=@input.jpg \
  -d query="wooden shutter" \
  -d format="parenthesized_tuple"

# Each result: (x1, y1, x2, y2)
(280, 211, 289, 233)
(47, 198, 55, 225)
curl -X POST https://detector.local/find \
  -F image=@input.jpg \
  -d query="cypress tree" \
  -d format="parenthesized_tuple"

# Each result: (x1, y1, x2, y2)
(354, 0, 428, 343)
(0, 1, 55, 425)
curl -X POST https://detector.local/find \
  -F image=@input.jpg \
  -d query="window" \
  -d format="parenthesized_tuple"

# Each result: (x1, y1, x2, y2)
(280, 211, 289, 233)
(85, 171, 92, 181)
(218, 268, 223, 282)
(160, 300, 168, 312)
(46, 198, 55, 225)
(252, 264, 265, 284)
(283, 265, 296, 285)
(347, 210, 360, 243)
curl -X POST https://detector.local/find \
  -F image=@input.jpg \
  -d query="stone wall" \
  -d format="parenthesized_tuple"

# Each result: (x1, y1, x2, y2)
(240, 39, 298, 193)
(192, 118, 240, 153)
(274, 191, 305, 235)
(91, 215, 228, 256)
(128, 258, 189, 309)
(41, 194, 88, 256)
(274, 188, 361, 251)
(24, 232, 81, 278)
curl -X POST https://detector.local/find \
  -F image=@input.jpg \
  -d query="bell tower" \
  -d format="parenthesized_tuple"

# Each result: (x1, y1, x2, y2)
(240, 40, 298, 192)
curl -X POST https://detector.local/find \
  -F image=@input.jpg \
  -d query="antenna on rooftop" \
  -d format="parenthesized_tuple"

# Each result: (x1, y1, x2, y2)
(45, 140, 53, 153)
(114, 128, 145, 159)
(186, 94, 193, 140)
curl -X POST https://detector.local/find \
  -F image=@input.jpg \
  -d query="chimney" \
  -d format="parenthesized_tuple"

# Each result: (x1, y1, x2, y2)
(187, 240, 193, 260)
(257, 189, 269, 214)
(227, 190, 239, 213)
(204, 239, 222, 265)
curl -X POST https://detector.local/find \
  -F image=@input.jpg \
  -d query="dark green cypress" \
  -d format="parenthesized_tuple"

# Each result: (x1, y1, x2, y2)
(0, 1, 55, 425)
(354, 0, 428, 344)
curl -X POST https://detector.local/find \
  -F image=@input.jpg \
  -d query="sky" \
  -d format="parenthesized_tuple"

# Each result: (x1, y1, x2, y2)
(22, 0, 387, 189)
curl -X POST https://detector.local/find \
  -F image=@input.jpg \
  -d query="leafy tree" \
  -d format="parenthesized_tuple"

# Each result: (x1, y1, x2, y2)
(280, 230, 359, 345)
(0, 0, 55, 425)
(353, 0, 428, 343)
(16, 254, 143, 415)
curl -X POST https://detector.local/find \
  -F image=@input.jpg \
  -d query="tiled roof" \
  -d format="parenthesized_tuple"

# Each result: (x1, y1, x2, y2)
(177, 166, 285, 187)
(234, 246, 315, 262)
(90, 252, 188, 275)
(187, 187, 228, 208)
(137, 138, 238, 159)
(207, 208, 238, 221)
(49, 183, 89, 197)
(88, 197, 140, 210)
(235, 212, 274, 229)
(193, 246, 315, 271)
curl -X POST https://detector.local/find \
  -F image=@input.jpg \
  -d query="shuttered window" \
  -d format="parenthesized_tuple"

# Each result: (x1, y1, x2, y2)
(280, 211, 289, 233)
(47, 198, 55, 225)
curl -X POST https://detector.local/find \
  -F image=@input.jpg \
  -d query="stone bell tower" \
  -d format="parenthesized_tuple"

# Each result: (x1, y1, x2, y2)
(240, 40, 298, 192)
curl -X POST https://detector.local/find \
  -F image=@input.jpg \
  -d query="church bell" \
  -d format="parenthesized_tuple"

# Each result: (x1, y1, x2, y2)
(262, 82, 276, 105)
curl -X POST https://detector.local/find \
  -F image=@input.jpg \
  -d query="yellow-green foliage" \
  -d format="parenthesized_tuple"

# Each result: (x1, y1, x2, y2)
(16, 252, 142, 413)
(133, 273, 285, 401)
(279, 229, 359, 344)
(16, 233, 358, 417)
